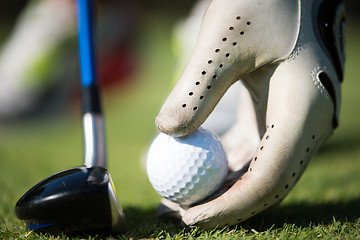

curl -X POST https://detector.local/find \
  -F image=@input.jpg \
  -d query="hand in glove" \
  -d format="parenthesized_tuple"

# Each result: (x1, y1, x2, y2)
(155, 0, 346, 229)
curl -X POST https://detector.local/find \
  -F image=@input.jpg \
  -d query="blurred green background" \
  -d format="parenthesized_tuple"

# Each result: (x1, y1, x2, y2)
(0, 0, 359, 238)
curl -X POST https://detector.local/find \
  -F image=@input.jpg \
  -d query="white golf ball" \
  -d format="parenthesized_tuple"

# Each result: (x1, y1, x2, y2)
(146, 127, 228, 206)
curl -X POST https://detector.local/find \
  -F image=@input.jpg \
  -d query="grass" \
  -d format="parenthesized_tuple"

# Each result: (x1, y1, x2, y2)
(0, 13, 360, 240)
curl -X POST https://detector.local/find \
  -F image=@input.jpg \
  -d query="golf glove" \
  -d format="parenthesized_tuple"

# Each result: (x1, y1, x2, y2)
(155, 0, 346, 229)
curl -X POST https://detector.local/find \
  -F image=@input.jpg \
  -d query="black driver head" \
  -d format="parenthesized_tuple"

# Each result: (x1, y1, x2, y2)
(15, 166, 126, 233)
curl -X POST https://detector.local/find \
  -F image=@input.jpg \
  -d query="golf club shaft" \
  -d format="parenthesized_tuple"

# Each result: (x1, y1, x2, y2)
(76, 0, 106, 168)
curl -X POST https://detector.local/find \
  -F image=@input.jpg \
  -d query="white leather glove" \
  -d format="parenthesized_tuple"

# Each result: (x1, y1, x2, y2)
(155, 0, 346, 229)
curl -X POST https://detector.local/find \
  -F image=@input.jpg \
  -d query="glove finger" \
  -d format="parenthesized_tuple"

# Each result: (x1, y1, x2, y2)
(155, 0, 299, 137)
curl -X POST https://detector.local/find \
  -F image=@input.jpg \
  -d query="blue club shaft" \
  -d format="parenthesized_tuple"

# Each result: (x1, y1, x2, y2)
(77, 0, 96, 88)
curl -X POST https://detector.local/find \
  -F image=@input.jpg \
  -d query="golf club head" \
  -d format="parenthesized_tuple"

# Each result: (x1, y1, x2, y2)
(15, 166, 126, 233)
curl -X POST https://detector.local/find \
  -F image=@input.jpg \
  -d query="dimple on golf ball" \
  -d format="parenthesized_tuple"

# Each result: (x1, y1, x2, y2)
(146, 127, 228, 206)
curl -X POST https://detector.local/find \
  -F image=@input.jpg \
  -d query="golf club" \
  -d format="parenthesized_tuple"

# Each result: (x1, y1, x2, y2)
(15, 0, 126, 233)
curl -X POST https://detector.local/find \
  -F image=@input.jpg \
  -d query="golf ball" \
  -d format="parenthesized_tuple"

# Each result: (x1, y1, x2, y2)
(146, 127, 228, 206)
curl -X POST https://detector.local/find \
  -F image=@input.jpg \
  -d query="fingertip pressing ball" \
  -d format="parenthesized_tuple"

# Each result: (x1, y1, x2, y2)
(146, 127, 228, 206)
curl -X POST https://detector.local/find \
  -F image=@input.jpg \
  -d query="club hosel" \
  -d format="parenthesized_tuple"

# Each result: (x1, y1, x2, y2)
(83, 112, 106, 167)
(82, 85, 106, 168)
